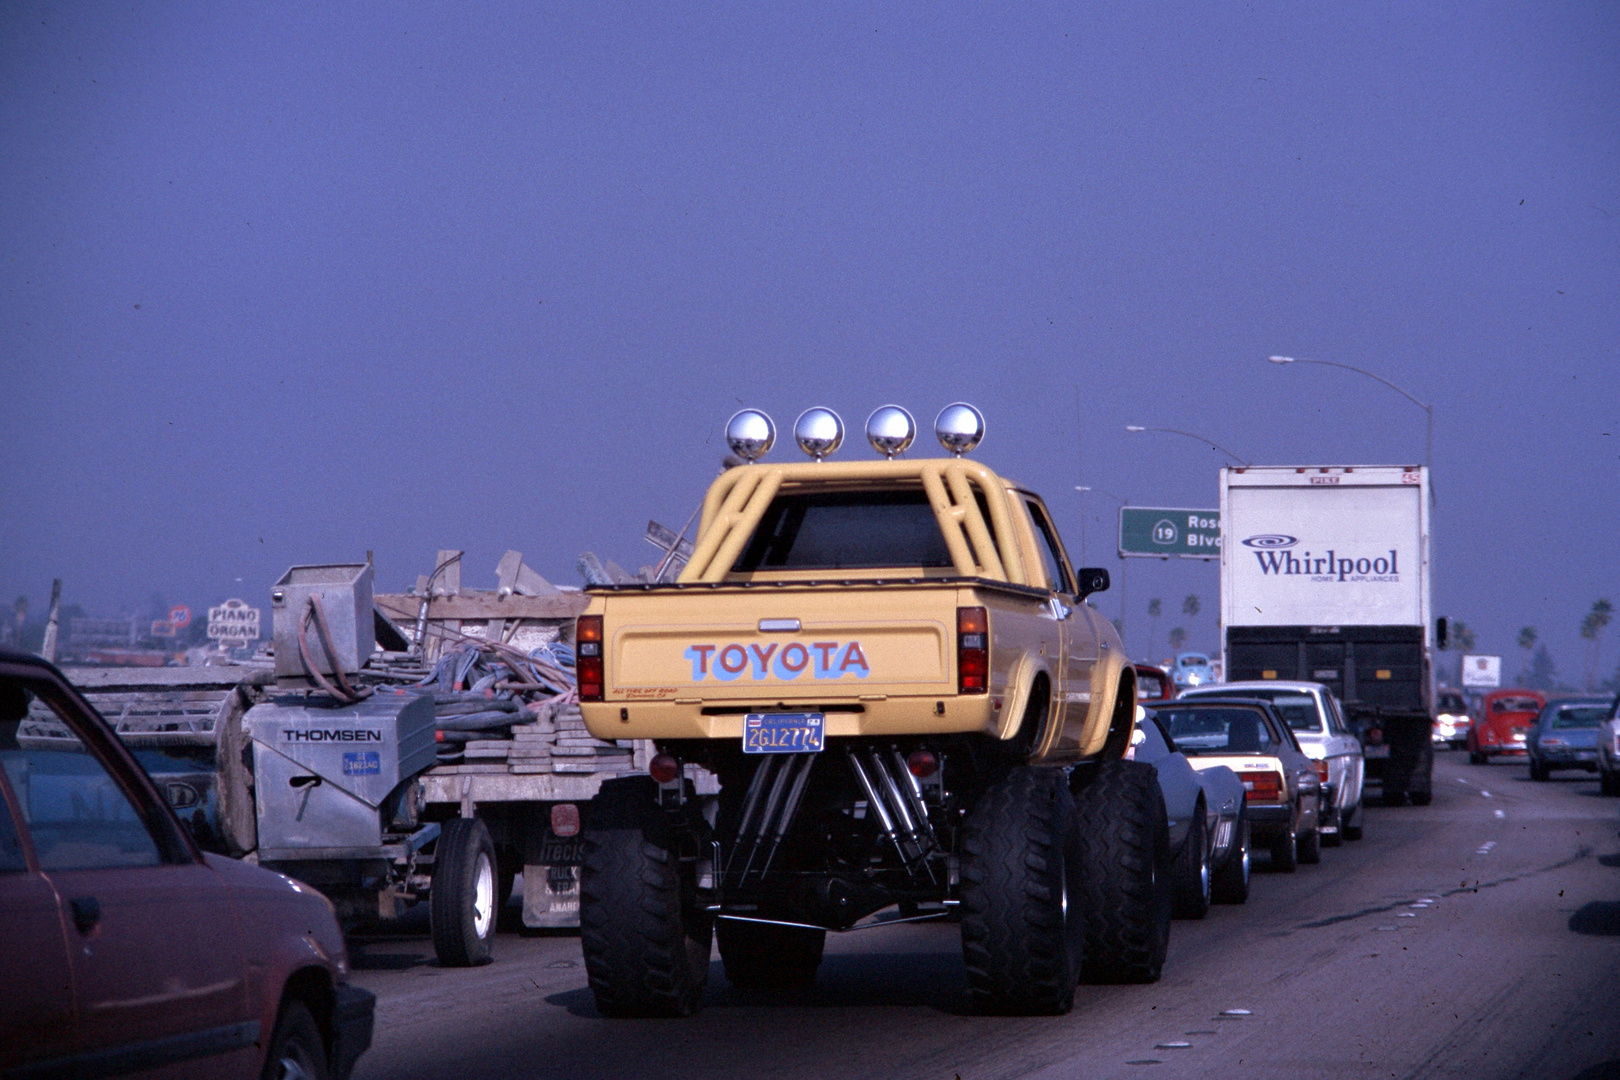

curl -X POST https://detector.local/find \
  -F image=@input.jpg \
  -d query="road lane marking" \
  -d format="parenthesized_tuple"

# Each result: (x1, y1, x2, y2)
(1155, 1042, 1192, 1049)
(1476, 841, 1497, 855)
(1480, 789, 1493, 797)
(1455, 777, 1472, 785)
(1494, 809, 1505, 819)
(1220, 1009, 1252, 1016)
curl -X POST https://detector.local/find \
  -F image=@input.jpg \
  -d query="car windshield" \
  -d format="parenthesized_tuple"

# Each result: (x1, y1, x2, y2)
(1153, 707, 1275, 755)
(1179, 655, 1208, 667)
(1493, 697, 1541, 713)
(733, 488, 987, 571)
(1549, 706, 1608, 730)
(1437, 694, 1467, 713)
(1186, 689, 1322, 732)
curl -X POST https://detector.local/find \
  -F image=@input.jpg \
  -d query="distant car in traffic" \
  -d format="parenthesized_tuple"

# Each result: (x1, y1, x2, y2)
(1595, 695, 1620, 796)
(1177, 680, 1365, 844)
(1432, 690, 1472, 749)
(1468, 689, 1547, 764)
(0, 650, 374, 1080)
(1129, 709, 1250, 913)
(1170, 652, 1216, 690)
(1526, 698, 1611, 782)
(1134, 663, 1176, 704)
(1148, 699, 1323, 872)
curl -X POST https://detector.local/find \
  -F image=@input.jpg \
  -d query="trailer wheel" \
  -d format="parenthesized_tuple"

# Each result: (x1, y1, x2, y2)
(1170, 804, 1211, 919)
(431, 817, 497, 967)
(580, 777, 711, 1018)
(959, 766, 1084, 1014)
(1211, 810, 1250, 904)
(717, 919, 825, 989)
(1072, 759, 1172, 985)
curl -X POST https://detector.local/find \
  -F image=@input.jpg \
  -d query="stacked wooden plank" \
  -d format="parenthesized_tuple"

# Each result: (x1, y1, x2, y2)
(428, 702, 647, 776)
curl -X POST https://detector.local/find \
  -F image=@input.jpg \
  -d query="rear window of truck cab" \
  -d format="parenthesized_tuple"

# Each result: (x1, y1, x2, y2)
(734, 487, 996, 572)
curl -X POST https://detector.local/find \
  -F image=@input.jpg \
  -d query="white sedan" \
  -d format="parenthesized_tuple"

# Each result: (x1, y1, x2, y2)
(1178, 680, 1366, 844)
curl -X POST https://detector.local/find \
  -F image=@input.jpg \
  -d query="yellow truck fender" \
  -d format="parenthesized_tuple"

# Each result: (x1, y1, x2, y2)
(998, 652, 1056, 744)
(1077, 650, 1135, 759)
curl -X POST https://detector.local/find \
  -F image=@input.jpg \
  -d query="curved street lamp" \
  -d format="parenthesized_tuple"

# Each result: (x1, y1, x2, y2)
(1125, 425, 1252, 467)
(1267, 355, 1433, 479)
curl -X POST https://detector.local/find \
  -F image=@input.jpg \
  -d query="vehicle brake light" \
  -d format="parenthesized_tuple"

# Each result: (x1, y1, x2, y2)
(1238, 770, 1283, 803)
(649, 753, 680, 784)
(958, 607, 988, 695)
(577, 615, 604, 701)
(907, 749, 939, 778)
(1313, 760, 1329, 785)
(1367, 727, 1383, 745)
(550, 803, 580, 837)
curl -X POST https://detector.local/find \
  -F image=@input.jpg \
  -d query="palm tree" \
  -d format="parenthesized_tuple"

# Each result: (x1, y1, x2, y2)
(1183, 594, 1200, 619)
(1169, 627, 1187, 652)
(1147, 598, 1163, 661)
(1581, 599, 1614, 690)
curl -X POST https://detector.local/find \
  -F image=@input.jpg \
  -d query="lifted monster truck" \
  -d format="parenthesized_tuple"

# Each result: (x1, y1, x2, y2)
(578, 439, 1168, 1016)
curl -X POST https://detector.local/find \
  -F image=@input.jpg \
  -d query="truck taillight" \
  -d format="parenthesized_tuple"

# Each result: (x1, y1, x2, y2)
(1238, 770, 1283, 803)
(577, 615, 604, 701)
(1313, 760, 1330, 785)
(958, 607, 988, 694)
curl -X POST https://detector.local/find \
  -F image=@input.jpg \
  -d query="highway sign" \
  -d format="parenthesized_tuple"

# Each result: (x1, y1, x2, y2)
(168, 605, 192, 629)
(1119, 507, 1221, 559)
(208, 599, 261, 642)
(1461, 654, 1501, 689)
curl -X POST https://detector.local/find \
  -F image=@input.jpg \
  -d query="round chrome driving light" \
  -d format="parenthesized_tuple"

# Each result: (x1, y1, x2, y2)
(793, 407, 844, 461)
(725, 409, 776, 462)
(865, 405, 916, 459)
(934, 402, 985, 456)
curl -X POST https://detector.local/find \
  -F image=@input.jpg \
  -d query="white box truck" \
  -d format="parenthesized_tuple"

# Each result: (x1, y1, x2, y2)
(1219, 465, 1444, 805)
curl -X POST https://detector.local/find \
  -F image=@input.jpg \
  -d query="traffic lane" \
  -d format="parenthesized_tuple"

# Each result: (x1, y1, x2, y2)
(349, 755, 1620, 1080)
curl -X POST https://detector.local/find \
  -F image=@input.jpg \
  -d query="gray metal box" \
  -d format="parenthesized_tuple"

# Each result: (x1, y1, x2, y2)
(245, 691, 436, 857)
(271, 563, 375, 683)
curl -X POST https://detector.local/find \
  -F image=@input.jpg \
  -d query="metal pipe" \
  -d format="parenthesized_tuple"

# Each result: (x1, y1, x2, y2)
(846, 749, 897, 837)
(869, 750, 934, 878)
(890, 749, 935, 842)
(738, 754, 797, 881)
(758, 754, 816, 879)
(727, 755, 779, 875)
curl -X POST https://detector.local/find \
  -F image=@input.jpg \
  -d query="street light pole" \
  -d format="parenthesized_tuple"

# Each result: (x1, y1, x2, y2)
(1267, 355, 1434, 493)
(1125, 426, 1252, 467)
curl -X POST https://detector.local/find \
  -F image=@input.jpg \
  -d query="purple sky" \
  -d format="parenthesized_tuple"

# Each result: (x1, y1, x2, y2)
(2, 4, 1616, 680)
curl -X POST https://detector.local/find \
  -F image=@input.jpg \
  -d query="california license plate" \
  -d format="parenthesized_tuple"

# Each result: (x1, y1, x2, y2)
(1576, 750, 1597, 761)
(744, 712, 825, 754)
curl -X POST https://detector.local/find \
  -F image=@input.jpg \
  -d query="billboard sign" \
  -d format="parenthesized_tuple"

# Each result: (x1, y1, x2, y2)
(208, 599, 261, 643)
(1119, 507, 1221, 559)
(1461, 654, 1501, 689)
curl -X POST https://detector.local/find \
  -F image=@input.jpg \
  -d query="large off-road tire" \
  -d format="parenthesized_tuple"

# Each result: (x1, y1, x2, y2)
(1072, 759, 1172, 985)
(431, 817, 497, 967)
(1170, 804, 1211, 919)
(1211, 810, 1250, 904)
(717, 919, 826, 989)
(580, 777, 712, 1018)
(260, 999, 330, 1080)
(959, 766, 1084, 1015)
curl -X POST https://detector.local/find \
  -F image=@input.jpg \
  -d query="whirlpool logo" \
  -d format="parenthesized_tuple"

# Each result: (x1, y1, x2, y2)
(1241, 534, 1298, 549)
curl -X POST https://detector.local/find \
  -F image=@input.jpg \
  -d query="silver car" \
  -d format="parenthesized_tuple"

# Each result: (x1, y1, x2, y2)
(1178, 680, 1365, 844)
(1130, 709, 1250, 911)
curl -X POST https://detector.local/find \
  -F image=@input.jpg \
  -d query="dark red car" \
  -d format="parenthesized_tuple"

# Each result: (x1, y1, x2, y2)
(1134, 663, 1176, 704)
(0, 649, 373, 1079)
(1467, 688, 1547, 764)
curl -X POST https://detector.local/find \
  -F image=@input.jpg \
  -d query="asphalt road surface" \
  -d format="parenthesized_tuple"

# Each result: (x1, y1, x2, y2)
(349, 752, 1620, 1080)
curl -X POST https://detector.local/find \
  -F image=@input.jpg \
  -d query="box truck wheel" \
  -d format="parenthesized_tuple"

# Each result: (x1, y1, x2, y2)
(580, 777, 712, 1018)
(959, 766, 1085, 1014)
(431, 817, 497, 967)
(1071, 759, 1172, 984)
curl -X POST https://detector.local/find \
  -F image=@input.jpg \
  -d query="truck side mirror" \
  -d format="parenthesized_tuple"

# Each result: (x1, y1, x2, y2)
(1077, 567, 1110, 598)
(1436, 617, 1449, 650)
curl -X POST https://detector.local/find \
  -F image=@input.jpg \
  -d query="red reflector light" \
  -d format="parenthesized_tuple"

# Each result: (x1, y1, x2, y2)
(958, 607, 988, 695)
(1238, 770, 1283, 802)
(550, 803, 580, 837)
(1366, 728, 1383, 745)
(907, 749, 939, 778)
(649, 753, 680, 784)
(576, 615, 604, 701)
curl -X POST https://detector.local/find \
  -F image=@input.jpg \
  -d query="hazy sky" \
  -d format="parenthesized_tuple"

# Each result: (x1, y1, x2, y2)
(2, 4, 1616, 681)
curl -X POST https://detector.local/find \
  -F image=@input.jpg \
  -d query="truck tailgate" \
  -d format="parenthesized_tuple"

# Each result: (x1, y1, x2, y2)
(601, 585, 955, 701)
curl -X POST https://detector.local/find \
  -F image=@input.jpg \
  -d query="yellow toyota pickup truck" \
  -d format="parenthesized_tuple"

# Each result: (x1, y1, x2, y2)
(578, 407, 1169, 1017)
